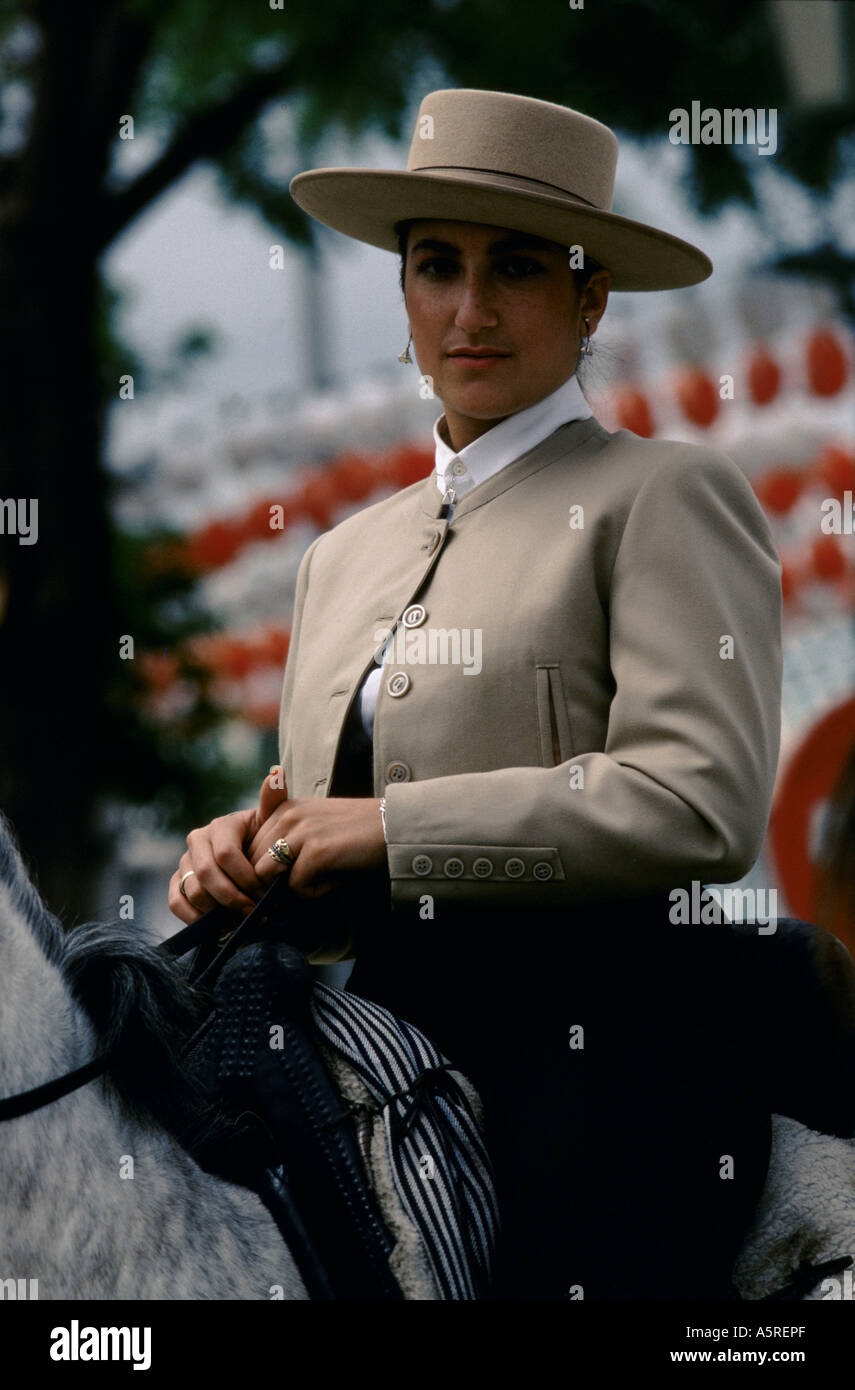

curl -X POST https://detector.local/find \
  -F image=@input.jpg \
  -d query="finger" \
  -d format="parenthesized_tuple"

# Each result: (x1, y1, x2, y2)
(253, 834, 303, 887)
(177, 864, 220, 915)
(183, 828, 257, 917)
(258, 765, 290, 827)
(241, 805, 261, 850)
(210, 815, 268, 899)
(180, 841, 227, 913)
(254, 840, 333, 900)
(168, 869, 206, 923)
(288, 873, 335, 900)
(185, 834, 257, 913)
(285, 842, 337, 899)
(246, 805, 296, 864)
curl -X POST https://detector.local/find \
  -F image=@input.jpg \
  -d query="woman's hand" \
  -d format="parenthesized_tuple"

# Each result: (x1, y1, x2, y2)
(168, 799, 268, 924)
(247, 766, 386, 899)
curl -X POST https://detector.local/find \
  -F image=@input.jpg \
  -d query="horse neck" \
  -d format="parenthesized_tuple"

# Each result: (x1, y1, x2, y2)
(0, 883, 308, 1299)
(0, 1068, 306, 1299)
(0, 880, 95, 1098)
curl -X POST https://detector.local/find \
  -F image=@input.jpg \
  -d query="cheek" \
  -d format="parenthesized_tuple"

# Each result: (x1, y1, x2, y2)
(514, 292, 575, 357)
(406, 295, 451, 363)
(407, 284, 448, 326)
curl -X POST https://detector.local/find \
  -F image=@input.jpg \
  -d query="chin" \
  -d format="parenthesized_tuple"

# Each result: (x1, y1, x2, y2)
(443, 385, 526, 419)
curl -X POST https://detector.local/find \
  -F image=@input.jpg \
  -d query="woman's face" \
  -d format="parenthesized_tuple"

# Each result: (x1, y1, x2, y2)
(402, 219, 609, 449)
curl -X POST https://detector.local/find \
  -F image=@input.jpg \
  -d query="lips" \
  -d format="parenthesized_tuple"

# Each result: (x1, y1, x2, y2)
(447, 348, 510, 358)
(446, 347, 511, 368)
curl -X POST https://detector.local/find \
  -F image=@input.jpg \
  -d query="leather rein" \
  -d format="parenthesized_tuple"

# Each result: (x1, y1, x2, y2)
(0, 874, 293, 1123)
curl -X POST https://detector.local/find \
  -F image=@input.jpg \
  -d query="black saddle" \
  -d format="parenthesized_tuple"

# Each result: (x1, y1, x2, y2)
(181, 934, 404, 1301)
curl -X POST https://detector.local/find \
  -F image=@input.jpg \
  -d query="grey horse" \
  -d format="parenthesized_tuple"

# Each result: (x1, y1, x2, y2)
(0, 815, 307, 1300)
(3, 807, 855, 1303)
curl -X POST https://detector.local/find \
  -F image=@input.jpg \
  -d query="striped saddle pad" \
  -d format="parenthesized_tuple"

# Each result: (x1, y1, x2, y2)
(310, 983, 500, 1300)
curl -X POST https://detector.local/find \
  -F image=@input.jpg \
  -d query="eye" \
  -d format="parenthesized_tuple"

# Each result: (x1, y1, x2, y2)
(494, 256, 546, 279)
(412, 256, 459, 279)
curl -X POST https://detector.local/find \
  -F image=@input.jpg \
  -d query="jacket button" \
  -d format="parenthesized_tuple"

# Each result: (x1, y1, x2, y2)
(385, 760, 411, 783)
(386, 671, 411, 697)
(402, 603, 427, 628)
(443, 857, 464, 877)
(472, 857, 493, 877)
(425, 531, 441, 554)
(412, 855, 433, 875)
(504, 857, 525, 879)
(533, 861, 554, 881)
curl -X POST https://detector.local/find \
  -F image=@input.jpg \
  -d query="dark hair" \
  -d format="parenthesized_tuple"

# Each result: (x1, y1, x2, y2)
(394, 218, 603, 295)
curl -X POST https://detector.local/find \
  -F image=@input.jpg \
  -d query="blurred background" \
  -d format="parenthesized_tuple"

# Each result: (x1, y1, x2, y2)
(0, 0, 853, 966)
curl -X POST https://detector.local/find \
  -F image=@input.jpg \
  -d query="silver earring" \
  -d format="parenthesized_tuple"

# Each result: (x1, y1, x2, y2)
(580, 316, 593, 357)
(397, 332, 413, 364)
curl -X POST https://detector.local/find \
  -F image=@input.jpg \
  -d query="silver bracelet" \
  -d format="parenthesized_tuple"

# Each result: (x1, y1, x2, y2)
(379, 796, 388, 844)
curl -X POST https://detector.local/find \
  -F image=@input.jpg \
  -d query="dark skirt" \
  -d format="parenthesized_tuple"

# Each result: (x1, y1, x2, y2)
(335, 876, 855, 1300)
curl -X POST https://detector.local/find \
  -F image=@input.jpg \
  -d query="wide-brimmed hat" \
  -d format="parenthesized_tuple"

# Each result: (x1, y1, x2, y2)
(290, 88, 711, 293)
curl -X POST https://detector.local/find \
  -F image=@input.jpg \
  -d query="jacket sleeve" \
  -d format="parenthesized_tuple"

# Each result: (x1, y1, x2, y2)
(276, 532, 355, 964)
(382, 448, 783, 907)
(277, 531, 323, 774)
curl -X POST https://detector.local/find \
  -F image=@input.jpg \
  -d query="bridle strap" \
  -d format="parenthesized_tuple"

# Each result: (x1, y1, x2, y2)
(0, 1050, 115, 1122)
(187, 872, 294, 991)
(0, 875, 293, 1122)
(159, 905, 233, 960)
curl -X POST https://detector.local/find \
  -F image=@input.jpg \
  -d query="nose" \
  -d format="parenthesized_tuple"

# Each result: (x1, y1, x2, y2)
(454, 270, 499, 335)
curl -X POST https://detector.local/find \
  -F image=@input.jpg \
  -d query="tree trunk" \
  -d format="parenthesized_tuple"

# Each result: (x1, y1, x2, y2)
(0, 4, 151, 923)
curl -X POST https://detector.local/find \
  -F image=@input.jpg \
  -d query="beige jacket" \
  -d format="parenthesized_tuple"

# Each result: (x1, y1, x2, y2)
(278, 416, 782, 914)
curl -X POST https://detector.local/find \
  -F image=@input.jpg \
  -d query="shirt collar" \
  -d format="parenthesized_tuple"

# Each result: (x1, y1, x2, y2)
(433, 373, 593, 493)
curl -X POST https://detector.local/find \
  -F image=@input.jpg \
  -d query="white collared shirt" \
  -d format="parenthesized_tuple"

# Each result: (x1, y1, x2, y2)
(432, 371, 591, 517)
(357, 372, 592, 737)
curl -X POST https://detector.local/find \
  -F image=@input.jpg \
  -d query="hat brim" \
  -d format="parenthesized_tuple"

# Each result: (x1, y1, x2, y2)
(290, 168, 712, 292)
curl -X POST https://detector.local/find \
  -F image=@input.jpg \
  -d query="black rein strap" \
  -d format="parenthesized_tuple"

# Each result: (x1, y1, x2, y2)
(0, 874, 294, 1123)
(0, 1050, 118, 1122)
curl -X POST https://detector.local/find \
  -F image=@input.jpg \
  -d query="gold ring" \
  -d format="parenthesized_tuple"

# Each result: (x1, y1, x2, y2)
(268, 838, 295, 869)
(179, 869, 195, 901)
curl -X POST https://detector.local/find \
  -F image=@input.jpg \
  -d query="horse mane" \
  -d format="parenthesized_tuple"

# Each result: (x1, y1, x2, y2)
(0, 813, 233, 1158)
(0, 810, 67, 968)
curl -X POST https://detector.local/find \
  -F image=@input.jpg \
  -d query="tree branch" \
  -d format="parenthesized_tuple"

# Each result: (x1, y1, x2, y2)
(95, 55, 298, 253)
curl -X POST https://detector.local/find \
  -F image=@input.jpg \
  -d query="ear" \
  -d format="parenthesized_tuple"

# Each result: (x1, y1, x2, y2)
(581, 269, 611, 331)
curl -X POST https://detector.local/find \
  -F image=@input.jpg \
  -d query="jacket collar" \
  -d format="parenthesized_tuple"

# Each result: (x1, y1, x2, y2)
(418, 415, 608, 519)
(432, 372, 593, 493)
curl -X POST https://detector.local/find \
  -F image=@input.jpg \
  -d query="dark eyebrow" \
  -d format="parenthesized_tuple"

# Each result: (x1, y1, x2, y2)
(487, 235, 561, 255)
(409, 234, 561, 258)
(409, 238, 461, 257)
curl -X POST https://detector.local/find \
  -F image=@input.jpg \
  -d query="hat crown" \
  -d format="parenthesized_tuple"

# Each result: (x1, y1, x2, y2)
(406, 88, 618, 212)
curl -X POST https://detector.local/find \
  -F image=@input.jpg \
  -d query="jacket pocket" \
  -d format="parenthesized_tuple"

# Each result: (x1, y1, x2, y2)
(535, 663, 575, 766)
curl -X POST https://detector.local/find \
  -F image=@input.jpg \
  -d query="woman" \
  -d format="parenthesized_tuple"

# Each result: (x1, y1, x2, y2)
(169, 89, 855, 1300)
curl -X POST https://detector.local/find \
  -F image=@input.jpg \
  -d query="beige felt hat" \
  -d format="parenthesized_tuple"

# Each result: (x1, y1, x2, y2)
(290, 88, 712, 293)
